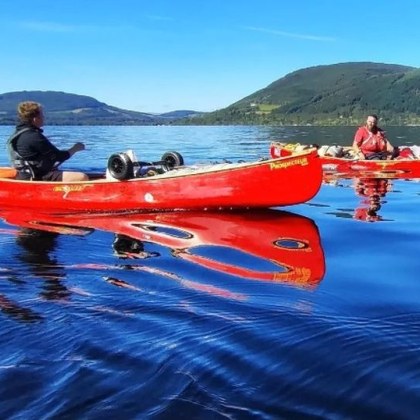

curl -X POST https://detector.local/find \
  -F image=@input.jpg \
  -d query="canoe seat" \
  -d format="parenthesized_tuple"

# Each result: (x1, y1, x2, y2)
(0, 168, 17, 179)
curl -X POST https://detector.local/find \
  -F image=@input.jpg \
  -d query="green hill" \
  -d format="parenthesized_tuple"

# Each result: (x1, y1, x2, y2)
(185, 62, 420, 126)
(0, 91, 202, 125)
(3, 63, 420, 126)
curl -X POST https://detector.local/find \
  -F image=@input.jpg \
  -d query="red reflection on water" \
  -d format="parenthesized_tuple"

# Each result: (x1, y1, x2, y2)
(353, 178, 392, 222)
(324, 172, 395, 223)
(0, 209, 326, 297)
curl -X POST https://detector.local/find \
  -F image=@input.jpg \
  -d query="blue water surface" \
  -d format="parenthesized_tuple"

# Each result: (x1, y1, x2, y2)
(0, 125, 419, 419)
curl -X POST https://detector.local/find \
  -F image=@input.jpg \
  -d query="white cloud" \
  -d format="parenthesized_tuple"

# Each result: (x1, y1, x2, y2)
(17, 20, 136, 34)
(244, 26, 336, 42)
(19, 20, 79, 32)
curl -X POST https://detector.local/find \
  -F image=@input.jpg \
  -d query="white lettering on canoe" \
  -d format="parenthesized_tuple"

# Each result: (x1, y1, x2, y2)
(270, 157, 309, 170)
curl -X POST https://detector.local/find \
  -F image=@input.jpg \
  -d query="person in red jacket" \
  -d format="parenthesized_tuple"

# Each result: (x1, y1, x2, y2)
(352, 114, 397, 160)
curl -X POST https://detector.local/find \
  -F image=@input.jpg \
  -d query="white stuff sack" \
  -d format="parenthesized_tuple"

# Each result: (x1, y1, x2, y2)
(410, 145, 420, 159)
(318, 145, 344, 157)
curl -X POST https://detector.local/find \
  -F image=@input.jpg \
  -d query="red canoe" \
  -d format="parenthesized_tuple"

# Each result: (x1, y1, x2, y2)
(0, 208, 325, 287)
(270, 142, 420, 179)
(0, 150, 322, 213)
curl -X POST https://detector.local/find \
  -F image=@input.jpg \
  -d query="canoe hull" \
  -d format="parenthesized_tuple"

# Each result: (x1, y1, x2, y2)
(270, 142, 420, 179)
(0, 150, 322, 212)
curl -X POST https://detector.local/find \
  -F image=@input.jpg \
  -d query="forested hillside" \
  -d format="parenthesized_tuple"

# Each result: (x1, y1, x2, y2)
(183, 62, 420, 126)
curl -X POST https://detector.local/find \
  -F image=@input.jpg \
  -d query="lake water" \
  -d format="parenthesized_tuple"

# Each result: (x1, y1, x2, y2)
(0, 125, 419, 418)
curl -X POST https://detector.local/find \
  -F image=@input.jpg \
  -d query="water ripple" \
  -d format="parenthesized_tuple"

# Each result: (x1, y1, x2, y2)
(1, 126, 420, 418)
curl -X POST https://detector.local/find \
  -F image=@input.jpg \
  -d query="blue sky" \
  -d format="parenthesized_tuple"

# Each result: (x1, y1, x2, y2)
(1, 0, 420, 113)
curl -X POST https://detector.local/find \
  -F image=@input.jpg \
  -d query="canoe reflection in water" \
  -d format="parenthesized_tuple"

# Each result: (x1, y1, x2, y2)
(112, 234, 161, 260)
(353, 178, 392, 222)
(106, 210, 326, 288)
(1, 209, 326, 294)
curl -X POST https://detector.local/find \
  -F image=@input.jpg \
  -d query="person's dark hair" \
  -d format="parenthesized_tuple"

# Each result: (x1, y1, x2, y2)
(368, 114, 378, 121)
(17, 101, 42, 124)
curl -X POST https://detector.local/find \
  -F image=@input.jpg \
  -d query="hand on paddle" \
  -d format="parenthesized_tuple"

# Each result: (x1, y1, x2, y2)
(68, 142, 85, 156)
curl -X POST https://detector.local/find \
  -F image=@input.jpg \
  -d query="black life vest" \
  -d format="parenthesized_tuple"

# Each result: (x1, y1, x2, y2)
(6, 128, 37, 178)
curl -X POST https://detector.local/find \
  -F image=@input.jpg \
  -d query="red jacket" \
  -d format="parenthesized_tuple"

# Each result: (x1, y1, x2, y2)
(354, 126, 388, 153)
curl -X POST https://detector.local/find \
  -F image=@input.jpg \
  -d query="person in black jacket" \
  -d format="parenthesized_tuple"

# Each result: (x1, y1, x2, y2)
(7, 101, 88, 181)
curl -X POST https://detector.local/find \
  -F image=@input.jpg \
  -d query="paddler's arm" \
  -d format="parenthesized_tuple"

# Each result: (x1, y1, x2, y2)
(351, 138, 365, 160)
(67, 142, 85, 157)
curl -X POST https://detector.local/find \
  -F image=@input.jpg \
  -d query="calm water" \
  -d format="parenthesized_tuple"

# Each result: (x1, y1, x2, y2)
(0, 125, 419, 419)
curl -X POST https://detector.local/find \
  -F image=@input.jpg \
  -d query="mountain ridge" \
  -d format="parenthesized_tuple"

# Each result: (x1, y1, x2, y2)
(0, 91, 203, 125)
(2, 62, 420, 126)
